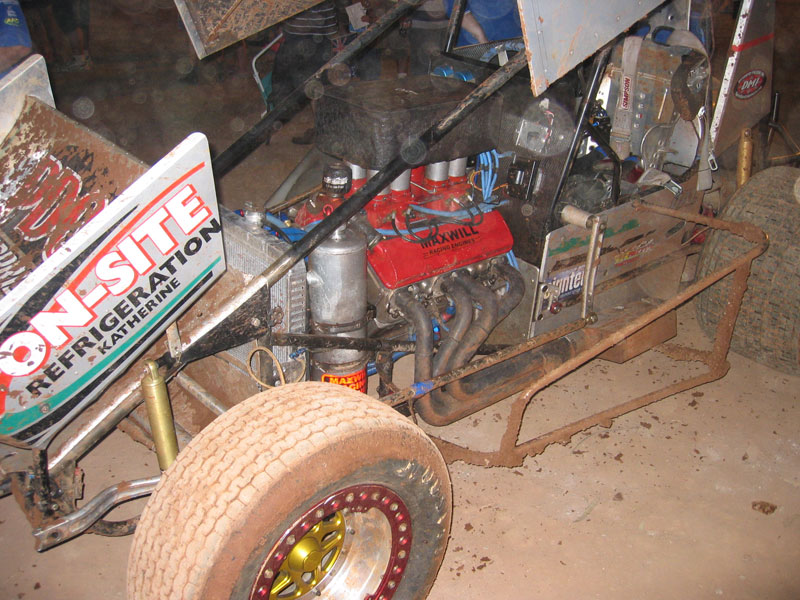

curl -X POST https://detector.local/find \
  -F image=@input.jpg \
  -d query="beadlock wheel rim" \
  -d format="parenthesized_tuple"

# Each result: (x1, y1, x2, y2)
(250, 484, 413, 600)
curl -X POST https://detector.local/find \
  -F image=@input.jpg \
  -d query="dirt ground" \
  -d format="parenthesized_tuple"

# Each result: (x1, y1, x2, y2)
(1, 1, 799, 599)
(1, 308, 798, 599)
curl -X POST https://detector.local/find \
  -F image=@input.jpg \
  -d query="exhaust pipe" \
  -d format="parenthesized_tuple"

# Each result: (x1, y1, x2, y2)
(416, 264, 547, 426)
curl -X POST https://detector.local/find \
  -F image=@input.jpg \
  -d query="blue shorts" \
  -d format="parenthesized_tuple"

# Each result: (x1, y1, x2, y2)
(1, 0, 32, 49)
(445, 0, 521, 46)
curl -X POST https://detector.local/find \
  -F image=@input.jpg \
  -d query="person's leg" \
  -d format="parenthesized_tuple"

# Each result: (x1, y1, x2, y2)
(19, 2, 53, 62)
(51, 0, 88, 69)
(408, 25, 446, 75)
(271, 33, 312, 113)
(0, 0, 32, 75)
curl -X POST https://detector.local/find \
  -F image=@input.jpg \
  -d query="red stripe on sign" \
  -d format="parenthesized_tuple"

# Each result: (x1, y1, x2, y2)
(731, 32, 774, 52)
(70, 162, 205, 286)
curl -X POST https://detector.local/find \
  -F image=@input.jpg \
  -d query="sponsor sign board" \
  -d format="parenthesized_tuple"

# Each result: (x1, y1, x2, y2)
(0, 133, 225, 445)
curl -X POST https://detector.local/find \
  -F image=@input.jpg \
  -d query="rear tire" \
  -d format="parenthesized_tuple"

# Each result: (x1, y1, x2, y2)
(696, 166, 800, 375)
(127, 382, 451, 600)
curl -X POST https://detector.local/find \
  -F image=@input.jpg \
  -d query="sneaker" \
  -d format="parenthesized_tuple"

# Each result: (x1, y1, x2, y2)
(54, 53, 91, 72)
(291, 127, 315, 145)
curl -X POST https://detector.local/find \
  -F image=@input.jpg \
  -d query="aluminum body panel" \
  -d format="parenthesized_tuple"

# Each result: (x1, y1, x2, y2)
(175, 0, 322, 59)
(0, 98, 147, 299)
(0, 55, 54, 142)
(533, 188, 690, 335)
(710, 0, 775, 155)
(517, 0, 665, 96)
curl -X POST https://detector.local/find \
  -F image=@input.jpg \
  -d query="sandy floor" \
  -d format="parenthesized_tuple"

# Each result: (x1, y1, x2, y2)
(1, 306, 798, 599)
(1, 1, 799, 599)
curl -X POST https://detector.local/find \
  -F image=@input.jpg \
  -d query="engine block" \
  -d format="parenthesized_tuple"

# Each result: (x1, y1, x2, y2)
(359, 164, 513, 290)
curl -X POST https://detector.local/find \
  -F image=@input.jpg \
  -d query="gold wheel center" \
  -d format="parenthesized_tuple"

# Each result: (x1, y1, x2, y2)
(287, 538, 324, 573)
(270, 511, 346, 599)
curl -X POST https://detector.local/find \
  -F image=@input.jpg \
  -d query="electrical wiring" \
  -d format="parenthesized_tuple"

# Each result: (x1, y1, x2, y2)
(476, 150, 508, 202)
(368, 149, 512, 243)
(246, 346, 307, 387)
(409, 200, 506, 219)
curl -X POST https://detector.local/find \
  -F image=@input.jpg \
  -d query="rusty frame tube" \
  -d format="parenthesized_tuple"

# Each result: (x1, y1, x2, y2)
(431, 204, 768, 467)
(270, 331, 417, 353)
(444, 0, 467, 53)
(32, 476, 159, 551)
(381, 204, 765, 462)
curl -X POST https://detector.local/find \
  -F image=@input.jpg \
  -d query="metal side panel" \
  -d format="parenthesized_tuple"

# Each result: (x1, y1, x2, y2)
(533, 189, 690, 335)
(0, 97, 147, 299)
(517, 0, 665, 96)
(709, 0, 775, 155)
(174, 0, 321, 59)
(0, 55, 55, 144)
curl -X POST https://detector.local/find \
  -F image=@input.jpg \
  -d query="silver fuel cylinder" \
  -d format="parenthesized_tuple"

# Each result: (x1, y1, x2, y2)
(306, 224, 368, 387)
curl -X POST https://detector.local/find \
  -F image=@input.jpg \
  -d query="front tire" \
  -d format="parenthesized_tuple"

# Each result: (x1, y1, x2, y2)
(127, 382, 452, 600)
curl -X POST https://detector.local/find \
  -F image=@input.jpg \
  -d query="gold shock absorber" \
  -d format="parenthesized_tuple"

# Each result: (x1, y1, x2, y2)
(141, 360, 179, 470)
(736, 128, 753, 189)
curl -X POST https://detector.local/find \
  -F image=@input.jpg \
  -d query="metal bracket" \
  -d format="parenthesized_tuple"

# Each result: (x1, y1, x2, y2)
(581, 215, 606, 321)
(166, 322, 182, 360)
(557, 204, 606, 321)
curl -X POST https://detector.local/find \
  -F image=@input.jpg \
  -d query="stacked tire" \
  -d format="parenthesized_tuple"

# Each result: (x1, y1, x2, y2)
(696, 166, 800, 375)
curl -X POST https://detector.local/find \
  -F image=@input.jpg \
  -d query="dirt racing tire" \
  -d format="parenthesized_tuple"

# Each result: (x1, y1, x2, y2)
(127, 382, 452, 600)
(696, 166, 800, 375)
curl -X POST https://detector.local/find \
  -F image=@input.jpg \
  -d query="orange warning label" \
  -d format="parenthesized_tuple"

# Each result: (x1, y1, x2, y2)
(321, 369, 367, 393)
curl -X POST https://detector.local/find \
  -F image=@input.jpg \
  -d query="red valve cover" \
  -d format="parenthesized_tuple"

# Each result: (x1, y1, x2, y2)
(367, 210, 513, 289)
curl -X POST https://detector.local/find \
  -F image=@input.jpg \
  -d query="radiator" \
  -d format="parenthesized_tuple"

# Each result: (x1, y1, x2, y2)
(220, 206, 307, 383)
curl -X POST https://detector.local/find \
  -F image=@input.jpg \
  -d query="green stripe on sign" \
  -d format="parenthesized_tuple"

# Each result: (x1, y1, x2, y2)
(1, 258, 221, 434)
